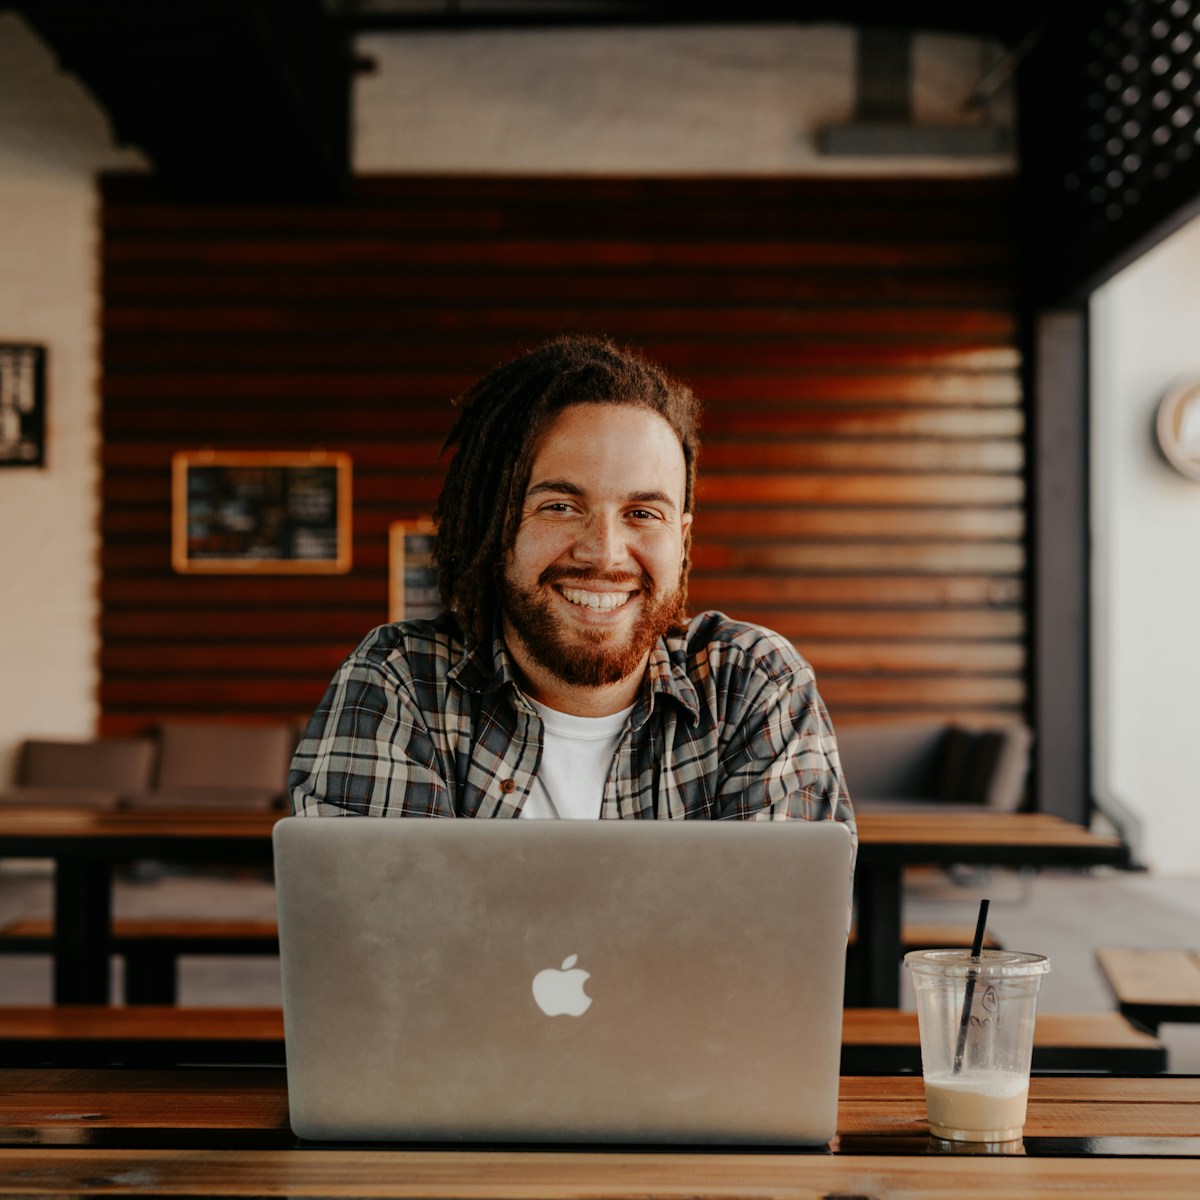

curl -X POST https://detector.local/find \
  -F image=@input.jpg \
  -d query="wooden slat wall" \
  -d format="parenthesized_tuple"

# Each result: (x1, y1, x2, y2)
(100, 176, 1023, 734)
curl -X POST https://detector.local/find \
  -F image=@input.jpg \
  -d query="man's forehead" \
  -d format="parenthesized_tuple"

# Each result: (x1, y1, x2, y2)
(536, 404, 683, 452)
(521, 403, 687, 501)
(525, 476, 680, 509)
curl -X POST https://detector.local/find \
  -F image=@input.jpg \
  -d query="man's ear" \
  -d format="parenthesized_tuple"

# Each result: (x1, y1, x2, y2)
(680, 511, 694, 542)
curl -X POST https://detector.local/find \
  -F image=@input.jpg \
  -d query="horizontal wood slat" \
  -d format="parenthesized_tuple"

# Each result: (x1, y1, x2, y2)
(99, 640, 1022, 679)
(688, 575, 1024, 608)
(690, 542, 1024, 574)
(100, 176, 1025, 733)
(103, 238, 1014, 271)
(104, 272, 1017, 307)
(102, 373, 1020, 408)
(98, 607, 1023, 645)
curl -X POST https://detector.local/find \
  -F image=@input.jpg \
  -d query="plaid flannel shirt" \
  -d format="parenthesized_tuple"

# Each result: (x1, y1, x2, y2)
(289, 610, 854, 855)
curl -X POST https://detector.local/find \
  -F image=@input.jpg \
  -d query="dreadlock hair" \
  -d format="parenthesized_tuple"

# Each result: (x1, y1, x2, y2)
(433, 334, 702, 649)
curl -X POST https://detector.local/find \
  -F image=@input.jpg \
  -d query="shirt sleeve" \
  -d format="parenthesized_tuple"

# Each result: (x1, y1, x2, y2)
(288, 651, 454, 817)
(713, 664, 857, 868)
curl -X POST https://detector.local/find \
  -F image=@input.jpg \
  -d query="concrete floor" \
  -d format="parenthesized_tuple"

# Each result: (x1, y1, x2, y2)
(2, 860, 1199, 1071)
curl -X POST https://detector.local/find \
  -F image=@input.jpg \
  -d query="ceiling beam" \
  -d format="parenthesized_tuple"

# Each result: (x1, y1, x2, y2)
(12, 0, 352, 202)
(333, 0, 1051, 47)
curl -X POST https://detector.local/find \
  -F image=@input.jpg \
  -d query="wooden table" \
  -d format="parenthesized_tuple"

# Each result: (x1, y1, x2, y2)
(0, 810, 279, 1004)
(853, 810, 1128, 1006)
(0, 1070, 1195, 1196)
(0, 1005, 1168, 1074)
(0, 808, 1127, 1007)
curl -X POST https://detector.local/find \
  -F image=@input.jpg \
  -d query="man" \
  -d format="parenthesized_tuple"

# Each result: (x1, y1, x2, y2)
(290, 335, 853, 843)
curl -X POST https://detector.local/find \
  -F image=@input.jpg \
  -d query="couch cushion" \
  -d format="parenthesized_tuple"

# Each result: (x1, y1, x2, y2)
(18, 737, 157, 792)
(973, 725, 1034, 811)
(154, 720, 295, 794)
(835, 722, 949, 801)
(119, 786, 283, 813)
(0, 784, 122, 810)
(939, 724, 1033, 810)
(938, 726, 985, 804)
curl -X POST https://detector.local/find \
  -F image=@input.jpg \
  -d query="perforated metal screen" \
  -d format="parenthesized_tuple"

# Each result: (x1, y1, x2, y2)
(1024, 0, 1200, 301)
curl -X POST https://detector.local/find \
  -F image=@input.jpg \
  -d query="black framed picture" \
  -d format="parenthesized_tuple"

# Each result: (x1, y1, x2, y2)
(0, 344, 46, 468)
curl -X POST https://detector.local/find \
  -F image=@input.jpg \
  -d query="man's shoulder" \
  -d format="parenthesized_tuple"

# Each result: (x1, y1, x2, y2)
(679, 610, 812, 686)
(349, 611, 468, 676)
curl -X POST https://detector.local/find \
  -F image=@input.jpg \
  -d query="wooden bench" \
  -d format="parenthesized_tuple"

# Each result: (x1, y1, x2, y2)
(843, 924, 1001, 1004)
(0, 1006, 287, 1067)
(0, 919, 279, 1005)
(1, 917, 995, 1010)
(1096, 948, 1200, 1032)
(848, 923, 1001, 951)
(0, 1005, 1166, 1072)
(840, 1008, 1167, 1074)
(1, 917, 990, 1008)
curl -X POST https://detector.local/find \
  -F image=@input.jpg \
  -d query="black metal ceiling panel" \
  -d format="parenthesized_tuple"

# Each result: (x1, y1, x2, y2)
(334, 0, 1053, 47)
(1018, 0, 1200, 304)
(11, 0, 351, 201)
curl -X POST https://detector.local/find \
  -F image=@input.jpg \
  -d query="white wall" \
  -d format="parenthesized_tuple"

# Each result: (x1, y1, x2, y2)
(355, 25, 1012, 175)
(1091, 219, 1200, 874)
(0, 13, 145, 782)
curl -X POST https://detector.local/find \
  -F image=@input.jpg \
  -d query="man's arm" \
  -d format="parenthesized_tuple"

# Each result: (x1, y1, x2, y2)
(289, 653, 454, 817)
(713, 665, 857, 863)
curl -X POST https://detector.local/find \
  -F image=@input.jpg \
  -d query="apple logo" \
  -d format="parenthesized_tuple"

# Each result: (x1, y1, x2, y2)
(531, 954, 593, 1017)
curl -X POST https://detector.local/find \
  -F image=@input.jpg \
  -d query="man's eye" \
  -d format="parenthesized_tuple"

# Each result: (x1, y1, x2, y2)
(628, 509, 661, 521)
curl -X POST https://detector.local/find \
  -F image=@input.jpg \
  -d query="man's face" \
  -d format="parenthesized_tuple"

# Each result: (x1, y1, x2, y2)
(501, 402, 693, 699)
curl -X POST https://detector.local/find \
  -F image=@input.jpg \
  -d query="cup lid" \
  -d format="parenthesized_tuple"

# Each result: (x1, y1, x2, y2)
(904, 949, 1051, 977)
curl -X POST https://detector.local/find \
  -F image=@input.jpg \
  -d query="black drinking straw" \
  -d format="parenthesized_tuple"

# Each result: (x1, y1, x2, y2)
(953, 898, 990, 1074)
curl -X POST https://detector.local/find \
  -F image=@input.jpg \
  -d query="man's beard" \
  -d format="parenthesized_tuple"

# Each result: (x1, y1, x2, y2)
(502, 566, 681, 689)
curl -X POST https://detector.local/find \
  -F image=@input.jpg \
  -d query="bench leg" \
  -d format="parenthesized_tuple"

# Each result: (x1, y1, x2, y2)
(54, 861, 111, 1004)
(124, 950, 179, 1005)
(854, 863, 903, 1007)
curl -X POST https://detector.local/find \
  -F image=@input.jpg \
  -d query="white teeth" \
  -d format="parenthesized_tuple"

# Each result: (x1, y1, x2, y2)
(560, 587, 631, 611)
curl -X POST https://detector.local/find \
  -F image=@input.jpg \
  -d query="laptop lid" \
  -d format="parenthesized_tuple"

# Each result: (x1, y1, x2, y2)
(273, 817, 853, 1145)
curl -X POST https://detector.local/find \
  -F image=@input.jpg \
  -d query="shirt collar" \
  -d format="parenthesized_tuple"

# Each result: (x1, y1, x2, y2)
(447, 619, 521, 695)
(448, 618, 701, 725)
(637, 626, 700, 728)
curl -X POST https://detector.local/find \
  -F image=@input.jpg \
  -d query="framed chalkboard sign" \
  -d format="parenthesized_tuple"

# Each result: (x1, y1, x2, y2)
(172, 450, 352, 574)
(389, 519, 441, 621)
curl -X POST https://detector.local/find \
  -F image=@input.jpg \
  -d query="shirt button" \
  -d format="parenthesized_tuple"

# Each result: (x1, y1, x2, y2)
(500, 779, 516, 793)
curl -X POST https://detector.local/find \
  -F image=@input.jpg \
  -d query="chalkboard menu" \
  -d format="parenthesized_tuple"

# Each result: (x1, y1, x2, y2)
(389, 520, 441, 621)
(172, 451, 352, 574)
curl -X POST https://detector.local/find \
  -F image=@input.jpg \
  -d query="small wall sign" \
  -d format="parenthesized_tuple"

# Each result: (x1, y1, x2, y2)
(0, 344, 46, 467)
(172, 450, 352, 574)
(388, 520, 440, 622)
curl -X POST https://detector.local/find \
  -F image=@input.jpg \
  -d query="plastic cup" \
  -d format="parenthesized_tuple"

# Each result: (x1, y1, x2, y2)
(905, 949, 1051, 1144)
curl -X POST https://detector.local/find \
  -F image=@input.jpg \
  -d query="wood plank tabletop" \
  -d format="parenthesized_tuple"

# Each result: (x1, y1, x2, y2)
(854, 810, 1124, 851)
(0, 808, 1123, 851)
(2, 1070, 1197, 1140)
(0, 1007, 286, 1042)
(0, 1147, 1196, 1198)
(1, 1071, 1196, 1196)
(0, 809, 282, 841)
(0, 1007, 1162, 1052)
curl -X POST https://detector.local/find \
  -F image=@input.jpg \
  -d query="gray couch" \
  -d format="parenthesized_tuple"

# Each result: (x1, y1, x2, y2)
(836, 721, 1033, 812)
(0, 720, 297, 812)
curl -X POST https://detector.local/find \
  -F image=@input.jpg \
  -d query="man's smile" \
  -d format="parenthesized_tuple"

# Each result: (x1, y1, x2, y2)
(557, 585, 636, 612)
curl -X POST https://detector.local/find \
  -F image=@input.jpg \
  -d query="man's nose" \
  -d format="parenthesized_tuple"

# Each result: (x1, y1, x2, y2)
(571, 511, 626, 567)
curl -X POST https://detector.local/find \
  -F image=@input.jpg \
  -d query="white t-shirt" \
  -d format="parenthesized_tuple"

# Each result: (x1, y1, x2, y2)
(521, 698, 634, 820)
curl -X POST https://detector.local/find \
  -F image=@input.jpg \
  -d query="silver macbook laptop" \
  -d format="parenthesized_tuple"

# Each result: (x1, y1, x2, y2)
(273, 817, 853, 1145)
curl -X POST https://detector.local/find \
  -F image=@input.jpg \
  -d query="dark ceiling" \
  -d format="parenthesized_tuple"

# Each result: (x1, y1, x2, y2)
(7, 0, 1058, 202)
